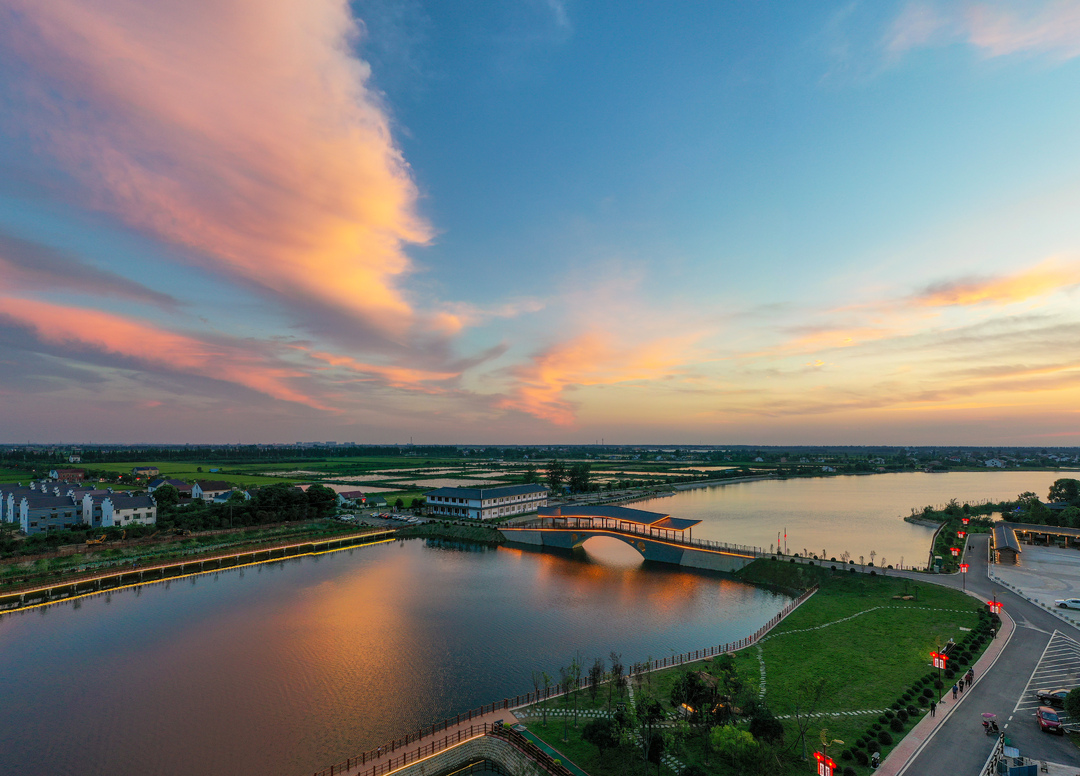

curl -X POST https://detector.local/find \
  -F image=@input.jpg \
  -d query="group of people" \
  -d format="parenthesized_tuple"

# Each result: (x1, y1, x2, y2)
(951, 667, 976, 699)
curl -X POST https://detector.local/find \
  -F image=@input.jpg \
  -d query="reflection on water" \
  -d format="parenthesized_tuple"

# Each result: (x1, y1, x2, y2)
(633, 471, 1066, 567)
(0, 538, 786, 776)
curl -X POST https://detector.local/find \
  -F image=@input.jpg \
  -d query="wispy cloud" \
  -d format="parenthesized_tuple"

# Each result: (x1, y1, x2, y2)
(0, 231, 178, 309)
(0, 295, 329, 409)
(887, 0, 1080, 60)
(0, 0, 431, 342)
(911, 258, 1080, 307)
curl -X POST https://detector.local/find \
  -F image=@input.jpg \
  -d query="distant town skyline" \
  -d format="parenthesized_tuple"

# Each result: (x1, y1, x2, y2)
(2, 0, 1080, 445)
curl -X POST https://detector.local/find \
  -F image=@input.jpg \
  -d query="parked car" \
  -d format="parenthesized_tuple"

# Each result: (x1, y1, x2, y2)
(1035, 689, 1069, 707)
(1036, 706, 1064, 734)
(1055, 598, 1080, 609)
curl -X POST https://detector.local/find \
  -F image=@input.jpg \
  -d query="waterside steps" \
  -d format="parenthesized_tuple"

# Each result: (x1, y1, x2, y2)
(0, 528, 395, 614)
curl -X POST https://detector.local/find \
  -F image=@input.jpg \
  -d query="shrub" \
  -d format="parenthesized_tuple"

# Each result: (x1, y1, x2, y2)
(884, 710, 895, 719)
(840, 749, 852, 761)
(871, 723, 882, 732)
(907, 706, 919, 716)
(934, 679, 944, 689)
(870, 570, 877, 576)
(944, 668, 955, 679)
(844, 767, 857, 776)
(897, 710, 909, 723)
(878, 715, 888, 725)
(831, 565, 837, 571)
(890, 718, 904, 732)
(849, 567, 856, 573)
(877, 731, 893, 745)
(921, 688, 934, 699)
(854, 750, 869, 766)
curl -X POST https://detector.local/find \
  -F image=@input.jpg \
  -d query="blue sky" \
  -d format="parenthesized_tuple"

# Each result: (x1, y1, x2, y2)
(1, 0, 1079, 444)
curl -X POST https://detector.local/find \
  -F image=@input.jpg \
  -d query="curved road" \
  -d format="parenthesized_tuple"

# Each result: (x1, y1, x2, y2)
(892, 534, 1080, 774)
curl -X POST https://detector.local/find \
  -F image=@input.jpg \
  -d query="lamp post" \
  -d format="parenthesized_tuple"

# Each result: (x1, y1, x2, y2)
(960, 562, 969, 590)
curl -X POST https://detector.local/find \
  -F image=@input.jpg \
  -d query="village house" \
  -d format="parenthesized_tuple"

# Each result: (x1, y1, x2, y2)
(191, 480, 232, 501)
(101, 494, 157, 528)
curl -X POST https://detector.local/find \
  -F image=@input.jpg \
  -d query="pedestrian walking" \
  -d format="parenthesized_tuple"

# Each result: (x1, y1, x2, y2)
(930, 700, 937, 717)
(952, 683, 958, 699)
(990, 627, 996, 639)
(958, 680, 964, 696)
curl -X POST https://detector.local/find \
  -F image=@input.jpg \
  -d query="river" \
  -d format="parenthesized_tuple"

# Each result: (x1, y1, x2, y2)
(0, 537, 786, 776)
(632, 470, 1067, 568)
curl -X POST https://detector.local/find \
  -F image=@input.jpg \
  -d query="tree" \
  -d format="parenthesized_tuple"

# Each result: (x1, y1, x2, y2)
(748, 706, 784, 745)
(1066, 688, 1080, 720)
(608, 651, 624, 711)
(589, 657, 605, 700)
(152, 483, 180, 510)
(523, 465, 538, 484)
(710, 725, 758, 769)
(789, 678, 829, 761)
(646, 730, 666, 775)
(635, 692, 665, 775)
(546, 460, 567, 491)
(306, 484, 338, 518)
(1049, 478, 1080, 504)
(582, 718, 620, 760)
(568, 462, 592, 493)
(394, 497, 404, 509)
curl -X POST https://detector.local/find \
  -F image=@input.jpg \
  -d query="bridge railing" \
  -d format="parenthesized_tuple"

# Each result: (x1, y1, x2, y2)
(503, 520, 764, 556)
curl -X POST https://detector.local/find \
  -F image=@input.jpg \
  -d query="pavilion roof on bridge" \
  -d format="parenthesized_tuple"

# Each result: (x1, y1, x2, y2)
(538, 505, 701, 530)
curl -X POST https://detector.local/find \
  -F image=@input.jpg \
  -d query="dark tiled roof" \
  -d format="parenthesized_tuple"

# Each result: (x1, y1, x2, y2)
(21, 495, 78, 508)
(110, 495, 156, 509)
(195, 480, 232, 491)
(539, 505, 673, 525)
(424, 484, 549, 500)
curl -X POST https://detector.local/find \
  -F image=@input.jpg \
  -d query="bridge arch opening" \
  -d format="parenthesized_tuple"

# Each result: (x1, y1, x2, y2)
(579, 535, 646, 567)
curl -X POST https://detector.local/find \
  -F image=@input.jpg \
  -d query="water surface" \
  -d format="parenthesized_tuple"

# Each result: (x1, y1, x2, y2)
(0, 538, 785, 776)
(633, 471, 1067, 568)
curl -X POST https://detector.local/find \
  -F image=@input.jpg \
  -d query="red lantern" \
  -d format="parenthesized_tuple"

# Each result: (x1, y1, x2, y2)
(960, 563, 969, 573)
(962, 517, 970, 525)
(931, 651, 948, 669)
(988, 600, 1002, 614)
(950, 547, 960, 557)
(958, 530, 966, 538)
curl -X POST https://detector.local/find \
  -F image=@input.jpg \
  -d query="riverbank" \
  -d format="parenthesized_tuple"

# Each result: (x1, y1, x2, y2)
(513, 559, 989, 776)
(0, 519, 380, 593)
(395, 520, 505, 544)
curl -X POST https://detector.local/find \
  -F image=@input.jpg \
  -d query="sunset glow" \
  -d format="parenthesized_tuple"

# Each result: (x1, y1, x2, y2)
(1, 0, 1079, 443)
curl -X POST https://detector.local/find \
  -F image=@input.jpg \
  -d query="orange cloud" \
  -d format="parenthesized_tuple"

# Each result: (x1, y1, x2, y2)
(914, 259, 1080, 307)
(501, 332, 700, 425)
(0, 296, 329, 409)
(1, 0, 430, 335)
(301, 348, 459, 393)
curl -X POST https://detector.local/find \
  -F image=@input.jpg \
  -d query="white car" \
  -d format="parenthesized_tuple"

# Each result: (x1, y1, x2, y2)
(1055, 599, 1080, 610)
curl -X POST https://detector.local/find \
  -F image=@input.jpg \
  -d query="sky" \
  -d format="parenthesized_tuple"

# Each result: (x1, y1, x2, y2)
(1, 0, 1080, 445)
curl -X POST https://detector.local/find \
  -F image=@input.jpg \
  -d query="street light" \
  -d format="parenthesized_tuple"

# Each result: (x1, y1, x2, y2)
(813, 751, 838, 776)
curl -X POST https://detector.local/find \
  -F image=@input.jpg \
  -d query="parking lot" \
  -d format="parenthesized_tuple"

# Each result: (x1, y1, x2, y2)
(992, 545, 1080, 614)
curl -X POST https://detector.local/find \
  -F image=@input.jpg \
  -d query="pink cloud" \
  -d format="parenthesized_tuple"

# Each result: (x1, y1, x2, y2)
(888, 1, 1080, 60)
(1, 0, 430, 336)
(0, 295, 331, 409)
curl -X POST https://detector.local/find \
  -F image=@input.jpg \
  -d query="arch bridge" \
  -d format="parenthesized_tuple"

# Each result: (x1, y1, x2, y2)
(499, 505, 762, 573)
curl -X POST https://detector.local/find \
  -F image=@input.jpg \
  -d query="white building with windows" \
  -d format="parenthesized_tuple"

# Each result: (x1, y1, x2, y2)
(101, 494, 157, 528)
(424, 484, 549, 521)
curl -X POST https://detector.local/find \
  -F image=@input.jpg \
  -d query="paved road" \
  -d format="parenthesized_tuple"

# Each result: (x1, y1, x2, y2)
(893, 534, 1080, 775)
